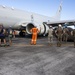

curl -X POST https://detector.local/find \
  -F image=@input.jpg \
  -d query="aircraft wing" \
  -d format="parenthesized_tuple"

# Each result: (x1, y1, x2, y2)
(47, 20, 75, 27)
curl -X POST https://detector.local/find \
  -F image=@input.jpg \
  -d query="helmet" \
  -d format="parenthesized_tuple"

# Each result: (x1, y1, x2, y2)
(50, 25, 52, 28)
(58, 24, 62, 27)
(65, 23, 67, 24)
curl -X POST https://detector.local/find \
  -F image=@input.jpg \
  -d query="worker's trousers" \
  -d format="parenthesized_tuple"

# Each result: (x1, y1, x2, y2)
(48, 35, 53, 44)
(57, 34, 62, 47)
(31, 34, 37, 45)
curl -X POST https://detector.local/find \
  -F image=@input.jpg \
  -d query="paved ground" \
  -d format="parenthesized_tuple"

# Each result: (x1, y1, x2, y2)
(0, 36, 75, 75)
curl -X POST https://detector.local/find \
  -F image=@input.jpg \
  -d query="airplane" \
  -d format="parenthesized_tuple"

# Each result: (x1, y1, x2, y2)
(0, 1, 75, 38)
(0, 1, 62, 37)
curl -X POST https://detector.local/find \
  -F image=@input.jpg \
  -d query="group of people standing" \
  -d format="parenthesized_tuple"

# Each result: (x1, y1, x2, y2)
(28, 24, 75, 48)
(30, 24, 75, 48)
(0, 23, 75, 48)
(0, 24, 14, 46)
(48, 24, 75, 48)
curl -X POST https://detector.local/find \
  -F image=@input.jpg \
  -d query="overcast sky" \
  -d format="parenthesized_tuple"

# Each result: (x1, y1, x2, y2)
(0, 0, 75, 20)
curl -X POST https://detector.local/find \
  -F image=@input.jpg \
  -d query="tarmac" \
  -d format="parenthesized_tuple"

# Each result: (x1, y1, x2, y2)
(0, 36, 75, 75)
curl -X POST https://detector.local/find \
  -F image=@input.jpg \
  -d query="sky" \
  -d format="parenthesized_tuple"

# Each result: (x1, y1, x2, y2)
(0, 0, 75, 20)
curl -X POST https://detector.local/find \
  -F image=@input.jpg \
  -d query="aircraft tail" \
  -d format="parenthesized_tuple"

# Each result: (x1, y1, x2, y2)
(53, 1, 62, 20)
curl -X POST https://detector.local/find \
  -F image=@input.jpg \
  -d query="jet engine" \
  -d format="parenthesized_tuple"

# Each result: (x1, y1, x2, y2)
(17, 22, 49, 37)
(26, 22, 49, 36)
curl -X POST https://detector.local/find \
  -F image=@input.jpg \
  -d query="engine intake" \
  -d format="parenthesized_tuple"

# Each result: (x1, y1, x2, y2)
(26, 23, 35, 34)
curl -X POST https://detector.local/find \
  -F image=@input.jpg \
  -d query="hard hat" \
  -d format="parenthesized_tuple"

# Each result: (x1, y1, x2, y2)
(50, 25, 52, 28)
(65, 23, 68, 24)
(9, 26, 12, 29)
(58, 24, 62, 27)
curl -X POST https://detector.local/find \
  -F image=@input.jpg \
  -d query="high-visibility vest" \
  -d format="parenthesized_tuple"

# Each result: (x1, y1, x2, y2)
(31, 28, 38, 34)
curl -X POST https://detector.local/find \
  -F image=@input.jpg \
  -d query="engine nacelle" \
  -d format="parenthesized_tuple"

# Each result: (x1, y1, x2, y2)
(15, 21, 49, 36)
(26, 22, 49, 35)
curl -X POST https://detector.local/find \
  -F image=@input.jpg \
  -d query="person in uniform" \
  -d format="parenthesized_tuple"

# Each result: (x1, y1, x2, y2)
(48, 25, 53, 46)
(8, 26, 14, 45)
(63, 24, 69, 42)
(0, 24, 6, 46)
(56, 24, 63, 47)
(30, 26, 39, 45)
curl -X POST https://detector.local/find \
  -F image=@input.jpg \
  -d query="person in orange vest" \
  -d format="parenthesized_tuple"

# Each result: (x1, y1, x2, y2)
(30, 26, 39, 45)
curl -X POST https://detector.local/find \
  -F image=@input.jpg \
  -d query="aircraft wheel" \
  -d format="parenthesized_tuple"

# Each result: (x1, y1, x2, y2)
(19, 32, 25, 37)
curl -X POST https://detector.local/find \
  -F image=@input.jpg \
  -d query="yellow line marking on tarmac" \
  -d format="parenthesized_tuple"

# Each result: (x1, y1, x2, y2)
(13, 43, 74, 47)
(52, 43, 74, 47)
(14, 44, 44, 47)
(62, 43, 74, 46)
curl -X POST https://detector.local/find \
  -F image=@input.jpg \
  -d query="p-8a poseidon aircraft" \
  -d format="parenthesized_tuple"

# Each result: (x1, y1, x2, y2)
(0, 2, 75, 37)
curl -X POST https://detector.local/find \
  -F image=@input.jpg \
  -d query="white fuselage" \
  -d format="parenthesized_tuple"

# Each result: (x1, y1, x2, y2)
(0, 5, 60, 35)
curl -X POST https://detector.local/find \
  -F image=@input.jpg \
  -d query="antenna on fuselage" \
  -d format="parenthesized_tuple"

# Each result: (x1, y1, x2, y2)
(31, 14, 34, 22)
(2, 5, 6, 8)
(11, 6, 14, 10)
